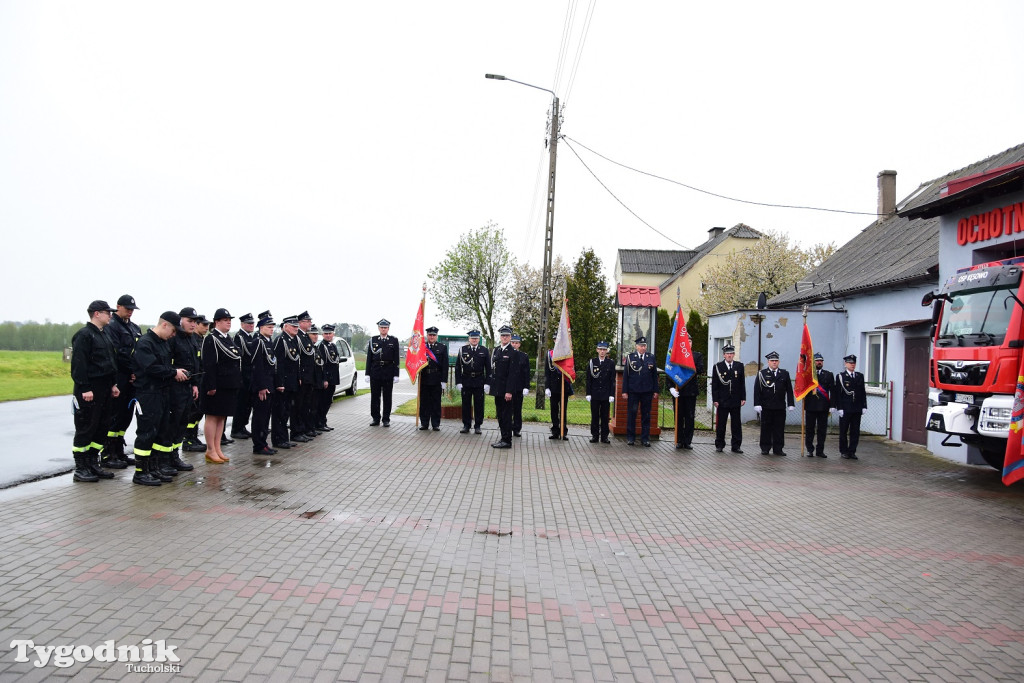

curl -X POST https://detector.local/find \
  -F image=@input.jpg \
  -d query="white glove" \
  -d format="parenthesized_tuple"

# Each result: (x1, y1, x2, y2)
(545, 388, 551, 398)
(522, 388, 529, 396)
(393, 376, 399, 384)
(586, 395, 592, 402)
(484, 384, 490, 393)
(669, 388, 679, 398)
(441, 383, 447, 390)
(839, 409, 844, 417)
(861, 409, 866, 415)
(456, 383, 463, 391)
(788, 406, 794, 412)
(608, 396, 614, 403)
(754, 405, 762, 414)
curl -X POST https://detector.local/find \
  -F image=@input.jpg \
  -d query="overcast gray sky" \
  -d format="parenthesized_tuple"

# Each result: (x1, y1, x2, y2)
(2, 1, 1022, 334)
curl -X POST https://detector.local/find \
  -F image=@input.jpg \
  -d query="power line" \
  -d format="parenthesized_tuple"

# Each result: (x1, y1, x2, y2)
(563, 0, 596, 107)
(566, 136, 881, 217)
(561, 137, 689, 249)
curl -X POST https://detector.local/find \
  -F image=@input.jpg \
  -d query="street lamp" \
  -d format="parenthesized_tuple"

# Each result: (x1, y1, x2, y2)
(485, 73, 560, 409)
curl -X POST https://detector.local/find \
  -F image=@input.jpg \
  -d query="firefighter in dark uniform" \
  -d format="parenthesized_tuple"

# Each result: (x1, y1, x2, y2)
(250, 313, 278, 455)
(455, 331, 491, 435)
(490, 326, 522, 449)
(183, 314, 210, 453)
(711, 343, 746, 453)
(834, 354, 868, 460)
(272, 316, 301, 449)
(367, 318, 401, 427)
(622, 336, 658, 446)
(318, 324, 341, 431)
(308, 324, 326, 432)
(294, 311, 318, 440)
(545, 348, 575, 440)
(230, 312, 256, 439)
(585, 341, 616, 444)
(669, 350, 705, 450)
(804, 352, 835, 457)
(70, 300, 120, 482)
(103, 293, 141, 468)
(418, 326, 448, 431)
(162, 307, 201, 473)
(753, 351, 795, 456)
(510, 334, 530, 437)
(131, 312, 189, 486)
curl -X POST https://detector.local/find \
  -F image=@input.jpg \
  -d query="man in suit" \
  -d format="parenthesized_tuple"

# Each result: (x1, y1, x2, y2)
(545, 347, 575, 441)
(834, 354, 868, 460)
(250, 313, 279, 456)
(418, 326, 449, 431)
(803, 352, 835, 457)
(585, 341, 616, 444)
(366, 318, 401, 427)
(622, 336, 658, 447)
(230, 312, 257, 439)
(317, 324, 342, 431)
(455, 331, 490, 434)
(510, 334, 530, 437)
(490, 325, 522, 449)
(272, 315, 301, 450)
(753, 351, 795, 456)
(711, 344, 746, 453)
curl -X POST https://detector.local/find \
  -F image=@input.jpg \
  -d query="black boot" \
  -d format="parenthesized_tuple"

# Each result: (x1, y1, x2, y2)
(132, 456, 162, 486)
(118, 437, 136, 466)
(100, 445, 128, 469)
(88, 452, 115, 479)
(72, 454, 99, 482)
(155, 452, 176, 480)
(170, 449, 194, 472)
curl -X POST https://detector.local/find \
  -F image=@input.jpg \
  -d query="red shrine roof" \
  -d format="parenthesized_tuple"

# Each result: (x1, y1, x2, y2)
(617, 285, 661, 307)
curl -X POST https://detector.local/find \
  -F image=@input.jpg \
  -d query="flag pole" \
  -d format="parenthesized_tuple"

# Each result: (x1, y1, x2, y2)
(415, 283, 426, 422)
(560, 375, 566, 439)
(800, 305, 807, 457)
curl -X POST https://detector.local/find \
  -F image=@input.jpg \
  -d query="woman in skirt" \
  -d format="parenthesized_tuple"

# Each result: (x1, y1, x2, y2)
(201, 308, 243, 463)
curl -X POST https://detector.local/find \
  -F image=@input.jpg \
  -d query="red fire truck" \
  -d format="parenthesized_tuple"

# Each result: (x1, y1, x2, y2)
(923, 257, 1024, 469)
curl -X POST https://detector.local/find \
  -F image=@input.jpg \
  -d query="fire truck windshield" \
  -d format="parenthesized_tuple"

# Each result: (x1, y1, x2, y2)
(938, 286, 1015, 345)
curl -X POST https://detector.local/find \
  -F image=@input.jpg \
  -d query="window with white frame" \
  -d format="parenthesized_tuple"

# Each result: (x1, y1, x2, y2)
(864, 332, 886, 386)
(714, 338, 734, 360)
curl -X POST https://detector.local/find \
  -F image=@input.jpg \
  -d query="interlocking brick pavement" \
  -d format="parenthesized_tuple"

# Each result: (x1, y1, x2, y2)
(1, 392, 1023, 681)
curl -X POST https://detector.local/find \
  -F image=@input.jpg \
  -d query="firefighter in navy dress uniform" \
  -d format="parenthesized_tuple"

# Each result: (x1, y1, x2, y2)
(490, 326, 522, 449)
(317, 324, 341, 432)
(418, 326, 449, 431)
(455, 330, 490, 434)
(294, 311, 318, 439)
(308, 324, 326, 433)
(202, 308, 243, 464)
(669, 350, 705, 450)
(622, 336, 658, 446)
(545, 348, 574, 440)
(366, 319, 400, 427)
(585, 341, 616, 444)
(804, 352, 835, 457)
(272, 315, 301, 449)
(753, 350, 795, 456)
(250, 313, 278, 455)
(834, 354, 868, 460)
(711, 344, 746, 453)
(510, 334, 530, 437)
(230, 312, 256, 439)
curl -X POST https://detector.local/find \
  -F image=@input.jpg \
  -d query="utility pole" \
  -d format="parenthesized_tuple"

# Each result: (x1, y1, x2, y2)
(485, 73, 560, 409)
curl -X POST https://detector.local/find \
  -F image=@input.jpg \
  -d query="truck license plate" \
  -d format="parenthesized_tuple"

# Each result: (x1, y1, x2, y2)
(955, 393, 973, 405)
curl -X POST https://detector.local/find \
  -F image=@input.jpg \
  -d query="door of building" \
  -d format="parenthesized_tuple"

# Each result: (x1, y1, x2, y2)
(902, 337, 930, 444)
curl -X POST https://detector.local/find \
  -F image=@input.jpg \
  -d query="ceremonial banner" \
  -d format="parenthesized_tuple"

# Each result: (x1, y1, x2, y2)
(1003, 361, 1024, 485)
(664, 304, 696, 387)
(405, 296, 430, 382)
(794, 323, 819, 401)
(552, 299, 576, 382)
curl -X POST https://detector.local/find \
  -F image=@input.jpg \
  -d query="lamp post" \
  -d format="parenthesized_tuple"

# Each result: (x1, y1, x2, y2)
(486, 73, 559, 409)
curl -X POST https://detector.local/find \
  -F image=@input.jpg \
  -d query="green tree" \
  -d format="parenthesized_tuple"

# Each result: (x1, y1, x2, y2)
(656, 308, 672, 394)
(685, 309, 708, 361)
(565, 248, 616, 382)
(508, 257, 571, 358)
(693, 230, 837, 317)
(431, 222, 516, 344)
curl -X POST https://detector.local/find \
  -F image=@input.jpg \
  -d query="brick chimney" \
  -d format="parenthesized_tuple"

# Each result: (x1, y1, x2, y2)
(877, 170, 897, 219)
(708, 226, 725, 240)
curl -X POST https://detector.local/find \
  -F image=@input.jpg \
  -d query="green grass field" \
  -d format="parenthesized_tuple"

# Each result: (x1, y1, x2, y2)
(0, 351, 73, 402)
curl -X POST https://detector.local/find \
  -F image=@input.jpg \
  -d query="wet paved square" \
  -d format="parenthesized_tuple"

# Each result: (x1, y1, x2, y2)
(2, 392, 1023, 681)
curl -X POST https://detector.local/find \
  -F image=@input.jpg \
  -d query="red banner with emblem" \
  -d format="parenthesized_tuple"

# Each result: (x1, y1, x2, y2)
(405, 296, 428, 383)
(552, 299, 576, 382)
(794, 322, 819, 401)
